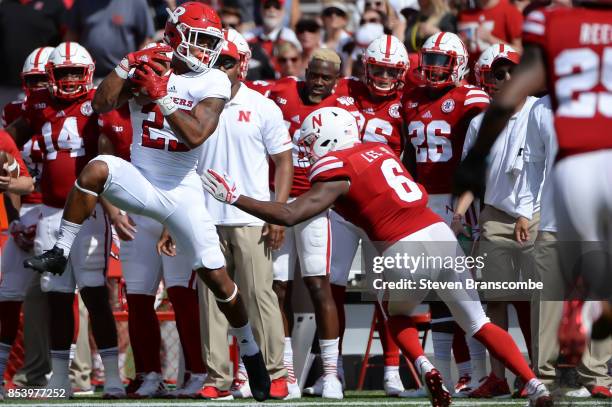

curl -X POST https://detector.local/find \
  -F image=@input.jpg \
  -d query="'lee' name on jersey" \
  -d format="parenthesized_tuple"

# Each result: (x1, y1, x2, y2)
(360, 145, 394, 163)
(580, 23, 612, 45)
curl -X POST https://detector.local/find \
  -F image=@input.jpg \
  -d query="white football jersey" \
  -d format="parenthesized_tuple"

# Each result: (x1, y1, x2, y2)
(130, 68, 231, 182)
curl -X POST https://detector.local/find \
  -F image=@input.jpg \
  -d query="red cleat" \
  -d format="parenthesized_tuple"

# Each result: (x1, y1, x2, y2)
(470, 373, 511, 398)
(199, 386, 233, 400)
(269, 377, 289, 399)
(590, 385, 612, 398)
(421, 368, 451, 407)
(558, 300, 586, 365)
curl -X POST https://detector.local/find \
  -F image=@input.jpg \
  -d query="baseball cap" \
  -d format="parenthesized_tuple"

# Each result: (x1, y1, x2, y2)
(322, 1, 348, 15)
(262, 0, 285, 8)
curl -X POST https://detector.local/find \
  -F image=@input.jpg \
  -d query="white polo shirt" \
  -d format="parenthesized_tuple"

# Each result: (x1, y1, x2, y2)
(465, 96, 538, 218)
(199, 83, 292, 226)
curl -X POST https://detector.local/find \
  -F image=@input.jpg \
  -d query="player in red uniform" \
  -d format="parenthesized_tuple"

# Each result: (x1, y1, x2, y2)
(263, 48, 361, 399)
(6, 42, 125, 398)
(201, 106, 553, 407)
(328, 34, 408, 396)
(0, 132, 35, 399)
(402, 32, 490, 395)
(455, 0, 612, 365)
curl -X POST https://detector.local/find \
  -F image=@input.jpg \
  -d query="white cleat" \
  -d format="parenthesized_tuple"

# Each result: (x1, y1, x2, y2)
(303, 375, 324, 396)
(398, 387, 428, 398)
(528, 383, 553, 406)
(322, 374, 343, 399)
(46, 373, 72, 399)
(103, 377, 127, 399)
(230, 372, 252, 399)
(284, 379, 301, 400)
(384, 371, 405, 396)
(129, 371, 166, 398)
(171, 373, 207, 398)
(565, 386, 590, 398)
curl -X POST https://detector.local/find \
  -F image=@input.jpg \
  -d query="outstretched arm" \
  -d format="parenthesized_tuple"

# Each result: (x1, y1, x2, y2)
(234, 180, 348, 226)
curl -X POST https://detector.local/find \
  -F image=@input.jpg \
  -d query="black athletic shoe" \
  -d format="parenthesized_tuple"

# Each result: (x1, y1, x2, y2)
(241, 351, 270, 402)
(24, 246, 67, 275)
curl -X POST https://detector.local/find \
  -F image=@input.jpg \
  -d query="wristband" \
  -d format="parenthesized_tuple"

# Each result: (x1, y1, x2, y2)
(114, 58, 130, 80)
(155, 95, 178, 116)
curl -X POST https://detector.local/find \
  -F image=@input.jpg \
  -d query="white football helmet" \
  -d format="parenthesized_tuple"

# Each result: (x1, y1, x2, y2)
(164, 2, 225, 73)
(419, 32, 468, 88)
(21, 47, 54, 95)
(474, 43, 520, 93)
(298, 107, 360, 165)
(225, 28, 251, 80)
(362, 34, 409, 96)
(46, 42, 94, 100)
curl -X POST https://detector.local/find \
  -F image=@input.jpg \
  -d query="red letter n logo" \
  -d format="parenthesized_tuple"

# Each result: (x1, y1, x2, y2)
(311, 113, 322, 128)
(238, 111, 251, 122)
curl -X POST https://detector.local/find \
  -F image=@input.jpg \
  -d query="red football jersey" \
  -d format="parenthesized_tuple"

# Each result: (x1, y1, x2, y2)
(523, 6, 612, 160)
(245, 80, 275, 97)
(98, 104, 132, 161)
(23, 89, 99, 208)
(402, 85, 489, 194)
(309, 142, 442, 245)
(0, 130, 29, 176)
(268, 76, 360, 196)
(337, 77, 404, 157)
(3, 99, 45, 205)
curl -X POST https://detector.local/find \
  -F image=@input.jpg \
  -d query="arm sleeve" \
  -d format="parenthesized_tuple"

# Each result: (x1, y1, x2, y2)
(262, 101, 292, 156)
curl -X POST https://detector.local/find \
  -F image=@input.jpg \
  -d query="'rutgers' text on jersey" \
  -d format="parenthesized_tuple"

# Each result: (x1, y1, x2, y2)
(523, 6, 612, 160)
(267, 76, 360, 196)
(129, 69, 230, 181)
(402, 85, 489, 194)
(337, 77, 404, 156)
(22, 89, 98, 208)
(309, 142, 441, 245)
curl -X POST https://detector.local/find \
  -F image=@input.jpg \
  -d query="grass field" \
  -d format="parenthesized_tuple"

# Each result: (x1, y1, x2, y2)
(2, 391, 611, 406)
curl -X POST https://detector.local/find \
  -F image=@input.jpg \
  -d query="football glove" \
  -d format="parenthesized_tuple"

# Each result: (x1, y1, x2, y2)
(202, 169, 241, 204)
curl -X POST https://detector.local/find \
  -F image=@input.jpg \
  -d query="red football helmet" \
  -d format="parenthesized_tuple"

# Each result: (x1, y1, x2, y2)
(164, 2, 225, 73)
(46, 42, 94, 100)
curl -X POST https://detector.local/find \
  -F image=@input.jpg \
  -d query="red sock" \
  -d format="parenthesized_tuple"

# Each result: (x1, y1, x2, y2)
(331, 284, 346, 353)
(388, 315, 424, 362)
(473, 323, 535, 382)
(167, 286, 206, 374)
(511, 301, 532, 362)
(452, 326, 470, 365)
(0, 301, 22, 345)
(375, 303, 400, 366)
(126, 294, 161, 373)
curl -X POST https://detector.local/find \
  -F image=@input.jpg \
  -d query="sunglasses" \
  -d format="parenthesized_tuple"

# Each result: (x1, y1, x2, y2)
(297, 25, 320, 34)
(360, 17, 382, 24)
(279, 56, 299, 64)
(322, 8, 346, 17)
(263, 1, 282, 9)
(215, 56, 238, 69)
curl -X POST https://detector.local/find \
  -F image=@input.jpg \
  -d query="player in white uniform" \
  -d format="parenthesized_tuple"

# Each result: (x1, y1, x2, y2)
(24, 2, 270, 402)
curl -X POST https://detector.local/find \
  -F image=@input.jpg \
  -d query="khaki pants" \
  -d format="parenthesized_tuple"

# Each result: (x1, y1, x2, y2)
(479, 206, 540, 300)
(70, 294, 92, 390)
(199, 226, 286, 389)
(533, 231, 612, 388)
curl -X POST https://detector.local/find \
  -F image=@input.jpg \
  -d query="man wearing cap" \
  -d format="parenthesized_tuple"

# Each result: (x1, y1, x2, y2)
(244, 0, 301, 80)
(321, 2, 353, 64)
(195, 30, 294, 400)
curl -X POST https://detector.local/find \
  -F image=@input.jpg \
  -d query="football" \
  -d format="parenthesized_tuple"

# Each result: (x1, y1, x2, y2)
(0, 151, 19, 178)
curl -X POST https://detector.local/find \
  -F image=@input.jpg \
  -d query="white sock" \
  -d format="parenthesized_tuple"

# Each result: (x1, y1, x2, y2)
(283, 337, 295, 382)
(415, 355, 434, 376)
(99, 347, 121, 383)
(232, 323, 259, 357)
(319, 338, 339, 377)
(237, 358, 247, 379)
(457, 361, 471, 378)
(432, 331, 453, 389)
(384, 365, 399, 379)
(55, 219, 82, 257)
(50, 350, 71, 379)
(0, 342, 10, 380)
(467, 336, 487, 381)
